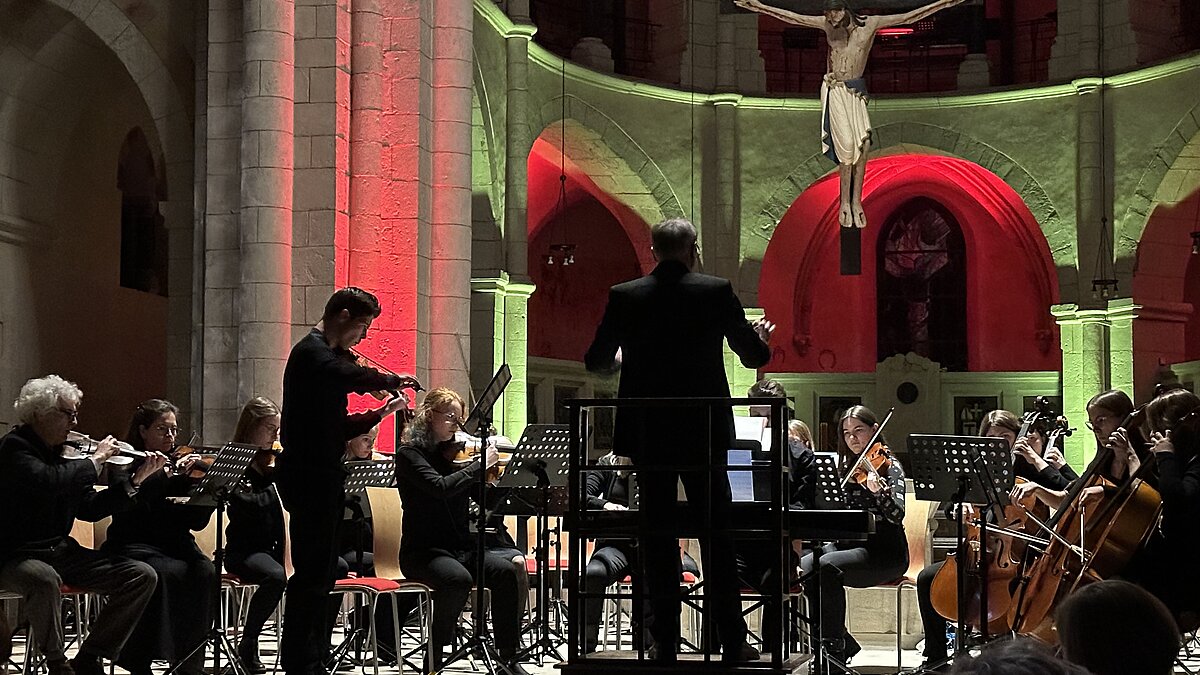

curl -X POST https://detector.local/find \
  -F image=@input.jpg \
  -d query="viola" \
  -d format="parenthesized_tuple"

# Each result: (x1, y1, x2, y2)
(170, 444, 224, 479)
(845, 441, 892, 487)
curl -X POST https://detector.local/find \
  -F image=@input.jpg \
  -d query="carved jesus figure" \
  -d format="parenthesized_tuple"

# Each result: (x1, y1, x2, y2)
(735, 0, 966, 229)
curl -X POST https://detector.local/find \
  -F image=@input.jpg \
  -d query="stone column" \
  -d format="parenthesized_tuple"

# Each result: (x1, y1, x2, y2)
(425, 0, 474, 396)
(471, 274, 534, 438)
(1107, 297, 1137, 398)
(239, 0, 294, 410)
(202, 1, 244, 440)
(1074, 77, 1106, 308)
(1053, 303, 1110, 469)
(956, 0, 989, 88)
(499, 17, 537, 435)
(191, 4, 209, 435)
(726, 307, 766, 415)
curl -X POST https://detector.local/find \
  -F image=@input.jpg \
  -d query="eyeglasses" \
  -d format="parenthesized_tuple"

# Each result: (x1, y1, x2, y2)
(57, 407, 79, 421)
(435, 411, 462, 425)
(1084, 416, 1109, 432)
(153, 424, 180, 436)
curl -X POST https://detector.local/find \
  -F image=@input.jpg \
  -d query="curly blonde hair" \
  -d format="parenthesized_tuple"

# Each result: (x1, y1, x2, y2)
(402, 387, 466, 450)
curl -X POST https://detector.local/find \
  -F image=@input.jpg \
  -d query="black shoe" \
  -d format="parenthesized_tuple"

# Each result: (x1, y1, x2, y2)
(721, 640, 761, 663)
(68, 653, 101, 675)
(238, 641, 267, 674)
(647, 644, 676, 663)
(0, 611, 10, 663)
(844, 633, 861, 660)
(48, 660, 75, 675)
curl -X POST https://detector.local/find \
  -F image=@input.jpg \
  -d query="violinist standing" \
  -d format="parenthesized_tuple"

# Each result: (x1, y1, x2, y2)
(276, 287, 416, 675)
(0, 375, 163, 675)
(392, 388, 526, 674)
(105, 400, 215, 675)
(802, 405, 908, 666)
(224, 397, 285, 673)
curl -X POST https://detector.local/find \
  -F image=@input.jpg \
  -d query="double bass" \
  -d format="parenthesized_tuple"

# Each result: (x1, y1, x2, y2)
(928, 404, 1063, 633)
(1007, 404, 1161, 640)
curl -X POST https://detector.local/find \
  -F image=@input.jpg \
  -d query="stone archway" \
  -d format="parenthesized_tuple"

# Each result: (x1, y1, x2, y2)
(536, 97, 685, 225)
(746, 122, 1075, 301)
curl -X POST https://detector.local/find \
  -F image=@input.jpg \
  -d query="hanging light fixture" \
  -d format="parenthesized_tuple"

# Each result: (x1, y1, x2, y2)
(1091, 215, 1118, 299)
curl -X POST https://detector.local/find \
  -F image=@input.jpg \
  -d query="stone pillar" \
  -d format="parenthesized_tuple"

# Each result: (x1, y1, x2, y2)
(956, 0, 989, 89)
(471, 274, 534, 438)
(425, 0, 474, 396)
(726, 307, 766, 415)
(239, 0, 294, 410)
(1107, 297, 1137, 398)
(681, 0, 718, 90)
(294, 0, 351, 336)
(190, 5, 209, 435)
(712, 93, 741, 287)
(1074, 77, 1106, 309)
(499, 17, 537, 434)
(202, 1, 244, 441)
(1053, 303, 1110, 469)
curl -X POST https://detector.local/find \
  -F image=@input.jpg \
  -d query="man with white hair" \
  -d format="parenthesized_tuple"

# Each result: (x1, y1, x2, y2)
(0, 375, 165, 675)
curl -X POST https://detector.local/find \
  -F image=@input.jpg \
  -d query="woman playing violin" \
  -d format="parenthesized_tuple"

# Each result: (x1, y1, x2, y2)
(801, 405, 908, 666)
(393, 388, 526, 674)
(223, 396, 285, 673)
(105, 400, 215, 675)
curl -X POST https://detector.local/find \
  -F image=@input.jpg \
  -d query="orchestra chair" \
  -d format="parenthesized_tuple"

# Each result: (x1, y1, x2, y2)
(194, 510, 259, 648)
(871, 482, 933, 671)
(327, 486, 432, 675)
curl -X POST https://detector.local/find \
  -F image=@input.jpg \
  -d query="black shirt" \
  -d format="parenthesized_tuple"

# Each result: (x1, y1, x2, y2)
(394, 440, 482, 556)
(279, 329, 402, 481)
(104, 469, 214, 558)
(0, 425, 137, 559)
(226, 468, 285, 561)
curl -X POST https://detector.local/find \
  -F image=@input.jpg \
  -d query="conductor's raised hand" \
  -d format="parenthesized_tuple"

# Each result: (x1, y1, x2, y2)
(753, 318, 775, 345)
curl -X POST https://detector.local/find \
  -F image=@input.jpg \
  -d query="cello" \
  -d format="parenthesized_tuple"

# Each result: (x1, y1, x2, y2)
(928, 405, 1062, 633)
(1007, 404, 1161, 640)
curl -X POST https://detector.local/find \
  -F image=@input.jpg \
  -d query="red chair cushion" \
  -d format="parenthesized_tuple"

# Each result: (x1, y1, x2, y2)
(335, 577, 401, 592)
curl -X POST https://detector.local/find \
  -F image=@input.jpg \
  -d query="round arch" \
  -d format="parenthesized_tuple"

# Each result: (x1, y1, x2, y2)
(1115, 101, 1200, 280)
(747, 122, 1074, 301)
(759, 154, 1060, 373)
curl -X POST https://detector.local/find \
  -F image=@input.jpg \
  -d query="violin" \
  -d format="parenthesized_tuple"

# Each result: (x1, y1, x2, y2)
(348, 348, 423, 403)
(448, 430, 512, 484)
(170, 444, 223, 479)
(63, 431, 151, 467)
(840, 407, 896, 489)
(845, 442, 893, 487)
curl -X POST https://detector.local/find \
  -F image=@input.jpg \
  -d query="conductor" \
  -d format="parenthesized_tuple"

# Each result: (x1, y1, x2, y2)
(585, 217, 774, 662)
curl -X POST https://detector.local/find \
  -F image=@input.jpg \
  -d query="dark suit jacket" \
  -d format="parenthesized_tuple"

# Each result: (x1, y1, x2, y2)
(584, 260, 771, 462)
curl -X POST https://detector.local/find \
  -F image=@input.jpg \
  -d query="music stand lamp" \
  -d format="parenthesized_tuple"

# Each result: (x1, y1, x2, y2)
(908, 434, 1012, 670)
(170, 443, 261, 675)
(444, 364, 518, 675)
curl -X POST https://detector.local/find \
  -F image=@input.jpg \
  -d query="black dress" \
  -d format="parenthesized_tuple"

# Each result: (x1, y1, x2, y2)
(104, 469, 216, 674)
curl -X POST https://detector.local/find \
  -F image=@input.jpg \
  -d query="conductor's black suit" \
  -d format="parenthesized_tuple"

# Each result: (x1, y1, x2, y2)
(585, 259, 770, 656)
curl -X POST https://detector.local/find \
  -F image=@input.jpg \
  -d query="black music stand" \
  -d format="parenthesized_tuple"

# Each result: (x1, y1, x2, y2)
(171, 443, 260, 675)
(329, 459, 396, 670)
(445, 364, 518, 675)
(504, 425, 571, 664)
(811, 452, 847, 510)
(907, 434, 1012, 669)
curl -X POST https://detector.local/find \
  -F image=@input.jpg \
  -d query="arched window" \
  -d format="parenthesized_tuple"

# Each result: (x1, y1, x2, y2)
(118, 127, 167, 295)
(876, 197, 967, 370)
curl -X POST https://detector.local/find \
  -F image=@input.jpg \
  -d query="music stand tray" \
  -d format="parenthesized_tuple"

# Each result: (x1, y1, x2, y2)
(496, 424, 570, 514)
(344, 458, 395, 494)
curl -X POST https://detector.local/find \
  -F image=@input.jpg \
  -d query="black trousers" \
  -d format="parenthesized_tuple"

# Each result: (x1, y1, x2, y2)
(583, 542, 643, 652)
(277, 475, 345, 674)
(639, 465, 747, 654)
(916, 561, 948, 658)
(400, 548, 522, 660)
(737, 542, 800, 654)
(226, 552, 287, 646)
(800, 543, 907, 650)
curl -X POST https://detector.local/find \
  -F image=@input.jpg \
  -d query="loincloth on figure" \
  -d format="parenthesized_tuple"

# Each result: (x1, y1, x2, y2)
(820, 74, 872, 166)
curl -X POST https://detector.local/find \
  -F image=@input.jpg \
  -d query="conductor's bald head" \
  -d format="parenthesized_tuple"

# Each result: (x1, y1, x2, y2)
(651, 218, 699, 265)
